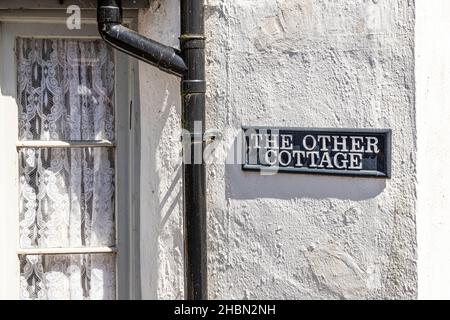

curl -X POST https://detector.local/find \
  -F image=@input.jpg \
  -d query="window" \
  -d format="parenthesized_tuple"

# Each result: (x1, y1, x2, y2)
(17, 37, 117, 299)
(0, 12, 140, 300)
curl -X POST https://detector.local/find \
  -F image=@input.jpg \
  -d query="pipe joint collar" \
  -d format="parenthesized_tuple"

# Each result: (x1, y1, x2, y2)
(98, 6, 122, 24)
(182, 80, 206, 94)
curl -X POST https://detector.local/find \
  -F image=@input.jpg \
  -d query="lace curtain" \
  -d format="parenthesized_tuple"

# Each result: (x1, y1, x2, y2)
(17, 38, 116, 300)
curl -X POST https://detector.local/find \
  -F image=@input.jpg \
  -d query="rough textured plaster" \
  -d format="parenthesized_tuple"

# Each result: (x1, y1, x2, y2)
(138, 0, 184, 299)
(204, 0, 416, 299)
(137, 0, 416, 299)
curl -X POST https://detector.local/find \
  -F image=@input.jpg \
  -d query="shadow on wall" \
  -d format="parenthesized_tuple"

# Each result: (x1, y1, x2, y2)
(226, 165, 386, 201)
(140, 75, 184, 300)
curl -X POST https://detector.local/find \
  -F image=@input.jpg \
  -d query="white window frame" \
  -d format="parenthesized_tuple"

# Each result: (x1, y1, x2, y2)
(0, 9, 141, 300)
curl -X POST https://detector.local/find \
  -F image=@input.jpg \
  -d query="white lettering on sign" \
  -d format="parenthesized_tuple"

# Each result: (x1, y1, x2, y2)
(302, 135, 317, 151)
(250, 133, 383, 171)
(281, 135, 293, 150)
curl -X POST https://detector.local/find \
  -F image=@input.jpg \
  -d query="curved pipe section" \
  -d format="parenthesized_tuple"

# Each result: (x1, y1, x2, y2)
(97, 0, 187, 77)
(98, 0, 207, 300)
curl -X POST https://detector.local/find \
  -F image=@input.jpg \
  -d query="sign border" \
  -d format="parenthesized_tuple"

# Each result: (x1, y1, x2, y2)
(241, 126, 392, 179)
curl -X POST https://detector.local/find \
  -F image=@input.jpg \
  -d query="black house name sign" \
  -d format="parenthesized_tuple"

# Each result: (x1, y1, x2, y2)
(243, 127, 391, 178)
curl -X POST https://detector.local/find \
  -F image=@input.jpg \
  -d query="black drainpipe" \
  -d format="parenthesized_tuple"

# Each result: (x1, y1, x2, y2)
(180, 0, 207, 301)
(97, 0, 207, 300)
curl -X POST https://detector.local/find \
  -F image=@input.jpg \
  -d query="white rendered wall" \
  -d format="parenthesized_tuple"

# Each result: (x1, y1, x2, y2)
(138, 0, 184, 299)
(205, 0, 416, 299)
(416, 0, 450, 300)
(138, 0, 417, 299)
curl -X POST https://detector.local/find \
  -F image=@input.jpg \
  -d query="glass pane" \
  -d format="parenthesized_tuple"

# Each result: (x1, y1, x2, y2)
(16, 38, 115, 141)
(20, 254, 116, 300)
(19, 147, 115, 248)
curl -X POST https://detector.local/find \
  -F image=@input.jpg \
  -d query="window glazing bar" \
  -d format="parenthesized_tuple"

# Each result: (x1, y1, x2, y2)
(16, 140, 115, 148)
(17, 246, 118, 255)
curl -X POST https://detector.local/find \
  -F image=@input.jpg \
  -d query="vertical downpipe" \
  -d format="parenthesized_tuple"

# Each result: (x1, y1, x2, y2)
(98, 0, 207, 300)
(181, 0, 207, 300)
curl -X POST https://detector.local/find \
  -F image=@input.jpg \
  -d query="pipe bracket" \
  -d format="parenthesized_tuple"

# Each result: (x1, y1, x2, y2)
(180, 133, 208, 144)
(180, 34, 206, 40)
(180, 34, 206, 49)
(182, 80, 206, 94)
(98, 6, 122, 24)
